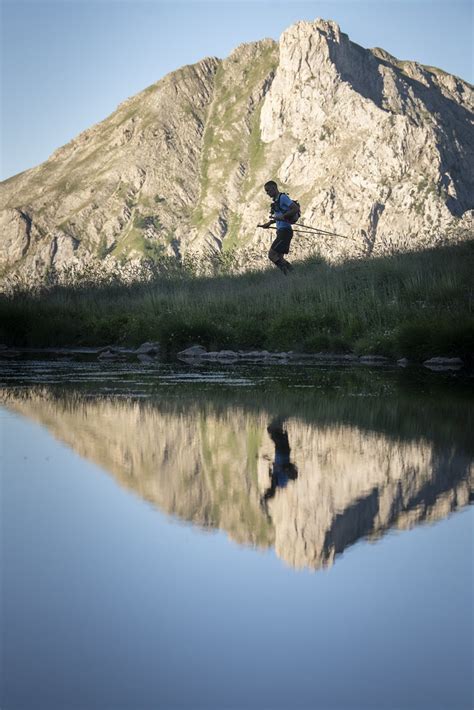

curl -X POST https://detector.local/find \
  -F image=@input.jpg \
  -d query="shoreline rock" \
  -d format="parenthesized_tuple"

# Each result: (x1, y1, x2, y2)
(136, 341, 160, 356)
(0, 343, 162, 363)
(0, 344, 469, 372)
(359, 355, 390, 365)
(423, 356, 464, 371)
(178, 345, 391, 366)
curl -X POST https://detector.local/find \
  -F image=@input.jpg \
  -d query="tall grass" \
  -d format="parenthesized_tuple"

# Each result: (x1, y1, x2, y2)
(1, 241, 473, 361)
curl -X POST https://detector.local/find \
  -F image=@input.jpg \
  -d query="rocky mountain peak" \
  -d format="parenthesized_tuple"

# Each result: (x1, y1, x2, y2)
(1, 18, 472, 286)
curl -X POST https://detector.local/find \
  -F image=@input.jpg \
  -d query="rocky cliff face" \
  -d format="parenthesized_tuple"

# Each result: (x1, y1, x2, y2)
(1, 18, 473, 284)
(2, 389, 472, 570)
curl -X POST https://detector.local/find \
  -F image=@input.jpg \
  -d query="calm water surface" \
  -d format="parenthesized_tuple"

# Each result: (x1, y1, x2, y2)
(1, 360, 473, 710)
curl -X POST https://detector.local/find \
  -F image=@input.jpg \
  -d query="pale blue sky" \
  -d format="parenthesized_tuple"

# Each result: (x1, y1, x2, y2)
(1, 0, 473, 181)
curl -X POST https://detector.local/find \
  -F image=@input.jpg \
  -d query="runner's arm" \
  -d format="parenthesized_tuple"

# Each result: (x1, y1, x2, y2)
(280, 202, 299, 221)
(275, 194, 297, 221)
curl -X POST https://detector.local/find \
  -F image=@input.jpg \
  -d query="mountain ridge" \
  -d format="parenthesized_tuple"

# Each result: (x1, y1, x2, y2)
(1, 17, 473, 284)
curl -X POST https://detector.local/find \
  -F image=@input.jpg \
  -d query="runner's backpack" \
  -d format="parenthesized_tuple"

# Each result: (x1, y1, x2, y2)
(272, 193, 301, 224)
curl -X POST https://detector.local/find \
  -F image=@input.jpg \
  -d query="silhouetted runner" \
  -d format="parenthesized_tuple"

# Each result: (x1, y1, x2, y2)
(260, 181, 299, 275)
(261, 417, 298, 507)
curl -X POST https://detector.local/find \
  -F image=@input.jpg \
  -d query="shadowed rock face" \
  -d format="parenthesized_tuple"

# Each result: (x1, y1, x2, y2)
(1, 18, 473, 284)
(2, 387, 472, 570)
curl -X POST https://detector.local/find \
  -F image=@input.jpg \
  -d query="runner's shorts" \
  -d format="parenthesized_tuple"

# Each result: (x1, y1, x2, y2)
(271, 227, 293, 255)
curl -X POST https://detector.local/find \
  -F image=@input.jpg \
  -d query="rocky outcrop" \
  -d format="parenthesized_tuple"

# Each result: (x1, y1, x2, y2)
(1, 18, 473, 285)
(0, 56, 221, 281)
(2, 388, 472, 570)
(0, 209, 32, 264)
(258, 20, 473, 259)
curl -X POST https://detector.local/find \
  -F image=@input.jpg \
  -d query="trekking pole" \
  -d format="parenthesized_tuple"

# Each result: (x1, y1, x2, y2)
(257, 224, 353, 241)
(258, 224, 320, 234)
(297, 222, 352, 240)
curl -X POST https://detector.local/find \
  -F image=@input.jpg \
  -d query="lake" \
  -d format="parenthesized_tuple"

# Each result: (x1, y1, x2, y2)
(1, 359, 473, 710)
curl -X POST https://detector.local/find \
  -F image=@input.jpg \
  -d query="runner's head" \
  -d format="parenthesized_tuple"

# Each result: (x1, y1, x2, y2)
(264, 181, 278, 199)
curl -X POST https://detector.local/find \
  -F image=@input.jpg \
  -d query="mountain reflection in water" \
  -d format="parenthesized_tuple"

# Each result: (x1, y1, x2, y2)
(2, 374, 472, 571)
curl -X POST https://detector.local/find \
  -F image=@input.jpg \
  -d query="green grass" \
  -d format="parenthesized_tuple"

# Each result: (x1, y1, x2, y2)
(191, 41, 278, 229)
(1, 241, 473, 362)
(223, 215, 243, 252)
